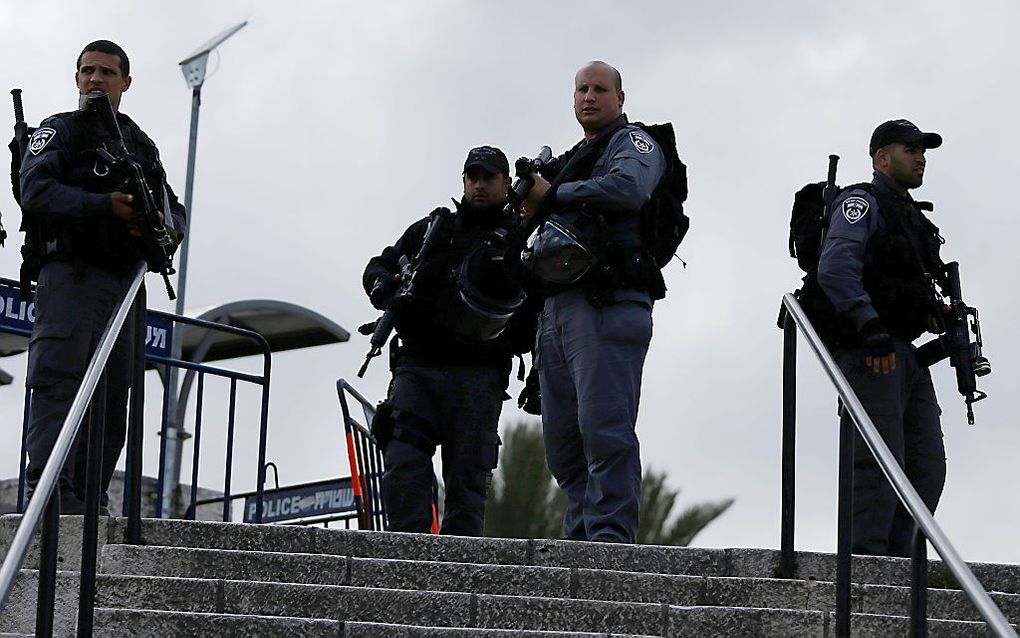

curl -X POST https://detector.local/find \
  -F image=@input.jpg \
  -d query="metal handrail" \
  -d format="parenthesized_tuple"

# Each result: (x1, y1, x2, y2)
(781, 293, 1015, 637)
(0, 262, 146, 622)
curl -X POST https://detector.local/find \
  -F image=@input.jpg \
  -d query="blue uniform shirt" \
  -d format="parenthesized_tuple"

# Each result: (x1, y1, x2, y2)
(817, 171, 914, 331)
(20, 111, 187, 236)
(555, 116, 666, 215)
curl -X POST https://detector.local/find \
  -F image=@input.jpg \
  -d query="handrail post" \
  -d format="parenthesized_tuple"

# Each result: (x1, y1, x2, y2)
(17, 390, 31, 513)
(779, 311, 797, 578)
(778, 293, 1016, 638)
(835, 405, 854, 637)
(77, 376, 108, 636)
(911, 524, 929, 637)
(34, 492, 59, 638)
(125, 295, 146, 543)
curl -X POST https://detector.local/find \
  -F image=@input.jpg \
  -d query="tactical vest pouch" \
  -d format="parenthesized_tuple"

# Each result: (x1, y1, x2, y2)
(370, 401, 396, 449)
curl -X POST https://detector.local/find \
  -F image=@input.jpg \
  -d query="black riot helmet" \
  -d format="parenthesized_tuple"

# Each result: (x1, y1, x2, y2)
(520, 215, 596, 285)
(447, 232, 525, 341)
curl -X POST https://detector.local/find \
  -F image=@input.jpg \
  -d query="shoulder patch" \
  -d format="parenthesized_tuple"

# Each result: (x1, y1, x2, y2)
(28, 127, 56, 155)
(841, 196, 870, 224)
(628, 130, 655, 154)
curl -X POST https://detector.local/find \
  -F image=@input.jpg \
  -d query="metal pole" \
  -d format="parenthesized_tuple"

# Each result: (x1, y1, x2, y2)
(34, 493, 59, 638)
(77, 377, 108, 637)
(911, 525, 929, 638)
(17, 389, 31, 513)
(835, 407, 854, 637)
(0, 264, 145, 617)
(782, 293, 1016, 637)
(126, 295, 146, 542)
(162, 84, 202, 515)
(779, 312, 797, 579)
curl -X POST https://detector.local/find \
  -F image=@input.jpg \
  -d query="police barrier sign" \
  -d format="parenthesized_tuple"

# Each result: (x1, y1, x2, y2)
(243, 478, 356, 524)
(0, 281, 172, 358)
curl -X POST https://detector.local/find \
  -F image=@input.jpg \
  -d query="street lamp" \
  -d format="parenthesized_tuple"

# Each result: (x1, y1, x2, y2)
(161, 21, 247, 516)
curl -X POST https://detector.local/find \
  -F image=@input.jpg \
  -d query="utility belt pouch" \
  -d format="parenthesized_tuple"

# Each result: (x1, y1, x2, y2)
(474, 430, 502, 471)
(370, 401, 396, 449)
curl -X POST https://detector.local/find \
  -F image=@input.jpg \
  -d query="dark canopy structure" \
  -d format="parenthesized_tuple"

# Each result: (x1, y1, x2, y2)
(180, 299, 350, 362)
(0, 298, 349, 374)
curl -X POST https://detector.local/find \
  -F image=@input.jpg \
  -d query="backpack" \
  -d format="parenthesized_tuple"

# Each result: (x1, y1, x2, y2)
(633, 122, 689, 268)
(782, 179, 842, 338)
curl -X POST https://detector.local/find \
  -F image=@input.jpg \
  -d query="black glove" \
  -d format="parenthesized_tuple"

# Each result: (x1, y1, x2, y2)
(369, 275, 399, 310)
(517, 367, 542, 416)
(860, 319, 894, 358)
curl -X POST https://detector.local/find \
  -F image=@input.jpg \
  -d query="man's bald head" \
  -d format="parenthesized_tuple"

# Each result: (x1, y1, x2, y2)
(576, 61, 622, 92)
(573, 61, 625, 138)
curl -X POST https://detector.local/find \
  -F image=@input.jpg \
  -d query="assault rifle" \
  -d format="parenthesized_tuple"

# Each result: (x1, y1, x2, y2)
(917, 261, 991, 424)
(358, 206, 456, 377)
(823, 154, 840, 211)
(80, 93, 178, 300)
(11, 89, 37, 295)
(1, 89, 27, 247)
(504, 146, 556, 216)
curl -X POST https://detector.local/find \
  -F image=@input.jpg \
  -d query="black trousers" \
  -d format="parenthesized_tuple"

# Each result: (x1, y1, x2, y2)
(25, 260, 143, 506)
(836, 338, 946, 557)
(381, 365, 503, 536)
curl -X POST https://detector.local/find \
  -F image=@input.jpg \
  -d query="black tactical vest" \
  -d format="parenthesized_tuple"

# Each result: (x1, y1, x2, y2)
(35, 109, 163, 271)
(543, 120, 667, 299)
(860, 184, 944, 341)
(392, 202, 522, 368)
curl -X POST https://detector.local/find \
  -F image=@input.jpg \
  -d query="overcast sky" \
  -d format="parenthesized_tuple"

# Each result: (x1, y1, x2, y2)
(1, 1, 1017, 567)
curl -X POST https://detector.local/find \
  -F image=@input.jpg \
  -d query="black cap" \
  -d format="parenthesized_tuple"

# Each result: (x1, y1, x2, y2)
(463, 146, 509, 175)
(869, 120, 943, 157)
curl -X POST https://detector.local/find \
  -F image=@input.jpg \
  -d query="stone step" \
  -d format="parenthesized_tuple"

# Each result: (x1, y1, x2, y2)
(0, 570, 78, 636)
(7, 515, 1015, 596)
(93, 610, 649, 637)
(0, 514, 112, 572)
(100, 544, 1020, 624)
(91, 574, 1000, 637)
(96, 517, 1020, 594)
(340, 623, 652, 638)
(93, 608, 341, 637)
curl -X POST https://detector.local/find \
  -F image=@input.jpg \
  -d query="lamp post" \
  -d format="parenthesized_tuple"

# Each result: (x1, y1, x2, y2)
(161, 21, 247, 516)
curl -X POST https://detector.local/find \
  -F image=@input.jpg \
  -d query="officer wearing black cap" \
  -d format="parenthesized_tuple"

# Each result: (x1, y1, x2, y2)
(19, 40, 186, 515)
(519, 61, 667, 544)
(817, 119, 947, 556)
(362, 146, 535, 535)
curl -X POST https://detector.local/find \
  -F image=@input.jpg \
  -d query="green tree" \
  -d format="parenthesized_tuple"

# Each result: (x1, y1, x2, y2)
(484, 420, 733, 545)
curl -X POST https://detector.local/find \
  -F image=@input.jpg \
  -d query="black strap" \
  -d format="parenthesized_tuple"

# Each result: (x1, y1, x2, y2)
(390, 407, 437, 453)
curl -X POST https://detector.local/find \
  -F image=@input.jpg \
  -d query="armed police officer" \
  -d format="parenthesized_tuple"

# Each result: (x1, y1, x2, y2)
(19, 40, 186, 514)
(817, 120, 949, 557)
(362, 146, 534, 536)
(520, 61, 671, 544)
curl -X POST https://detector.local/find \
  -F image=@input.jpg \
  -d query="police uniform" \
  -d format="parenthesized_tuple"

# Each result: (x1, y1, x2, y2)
(817, 122, 947, 556)
(19, 108, 186, 512)
(362, 156, 534, 536)
(532, 115, 666, 543)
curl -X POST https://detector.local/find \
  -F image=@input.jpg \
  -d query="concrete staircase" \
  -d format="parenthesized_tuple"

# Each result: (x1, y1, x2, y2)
(1, 515, 1017, 636)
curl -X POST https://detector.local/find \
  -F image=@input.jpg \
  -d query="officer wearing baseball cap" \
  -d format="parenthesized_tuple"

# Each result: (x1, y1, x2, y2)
(868, 119, 943, 157)
(463, 145, 510, 176)
(362, 145, 534, 535)
(816, 119, 950, 556)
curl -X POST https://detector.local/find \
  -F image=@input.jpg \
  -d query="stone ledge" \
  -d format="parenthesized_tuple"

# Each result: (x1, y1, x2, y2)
(93, 608, 341, 637)
(97, 545, 1020, 624)
(342, 621, 653, 637)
